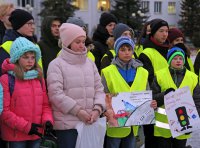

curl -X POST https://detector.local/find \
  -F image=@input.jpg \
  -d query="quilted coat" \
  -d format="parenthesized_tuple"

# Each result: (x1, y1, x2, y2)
(47, 47, 105, 130)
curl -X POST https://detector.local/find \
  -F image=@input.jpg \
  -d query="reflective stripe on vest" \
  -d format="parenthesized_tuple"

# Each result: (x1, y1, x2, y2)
(102, 65, 148, 138)
(142, 48, 168, 72)
(1, 41, 43, 68)
(157, 107, 166, 115)
(154, 67, 197, 139)
(155, 121, 170, 129)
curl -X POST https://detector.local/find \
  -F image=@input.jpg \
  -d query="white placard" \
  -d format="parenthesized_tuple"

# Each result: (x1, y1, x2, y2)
(111, 91, 155, 127)
(164, 86, 200, 138)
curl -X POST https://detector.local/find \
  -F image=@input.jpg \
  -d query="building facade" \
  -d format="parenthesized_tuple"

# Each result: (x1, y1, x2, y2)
(1, 0, 182, 38)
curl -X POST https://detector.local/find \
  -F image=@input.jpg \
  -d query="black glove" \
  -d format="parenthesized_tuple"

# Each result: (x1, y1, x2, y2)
(164, 88, 175, 95)
(45, 121, 53, 135)
(28, 123, 43, 137)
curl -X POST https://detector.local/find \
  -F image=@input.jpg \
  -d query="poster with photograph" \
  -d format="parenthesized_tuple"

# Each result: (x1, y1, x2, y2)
(108, 91, 155, 127)
(164, 86, 200, 138)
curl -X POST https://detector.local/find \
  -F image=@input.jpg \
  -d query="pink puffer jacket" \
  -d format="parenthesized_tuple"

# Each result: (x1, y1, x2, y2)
(47, 47, 105, 130)
(0, 60, 53, 141)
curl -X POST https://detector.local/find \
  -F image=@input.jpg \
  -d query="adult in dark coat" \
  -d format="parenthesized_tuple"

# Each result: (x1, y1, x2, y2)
(38, 16, 62, 79)
(92, 12, 117, 72)
(0, 9, 36, 76)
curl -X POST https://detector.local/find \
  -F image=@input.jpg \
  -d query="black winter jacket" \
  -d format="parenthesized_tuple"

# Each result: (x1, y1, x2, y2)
(92, 24, 111, 72)
(37, 16, 61, 79)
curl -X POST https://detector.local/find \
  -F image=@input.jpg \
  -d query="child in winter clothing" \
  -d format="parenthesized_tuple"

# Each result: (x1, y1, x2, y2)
(47, 23, 105, 148)
(0, 37, 53, 148)
(101, 36, 157, 148)
(168, 27, 194, 72)
(100, 23, 134, 71)
(151, 46, 200, 148)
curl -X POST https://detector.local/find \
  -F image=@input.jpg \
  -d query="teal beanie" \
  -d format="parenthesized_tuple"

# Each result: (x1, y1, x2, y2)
(10, 37, 41, 63)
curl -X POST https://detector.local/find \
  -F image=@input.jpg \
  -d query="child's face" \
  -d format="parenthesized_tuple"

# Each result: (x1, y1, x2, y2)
(18, 51, 36, 71)
(118, 45, 133, 63)
(70, 36, 86, 52)
(172, 37, 184, 45)
(170, 55, 184, 69)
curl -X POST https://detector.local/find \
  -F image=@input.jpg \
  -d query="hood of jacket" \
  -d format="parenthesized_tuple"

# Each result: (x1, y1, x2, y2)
(59, 46, 87, 65)
(40, 16, 60, 46)
(112, 57, 143, 70)
(1, 58, 15, 74)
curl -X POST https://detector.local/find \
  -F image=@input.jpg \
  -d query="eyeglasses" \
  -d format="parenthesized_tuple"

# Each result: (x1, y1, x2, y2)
(26, 22, 35, 27)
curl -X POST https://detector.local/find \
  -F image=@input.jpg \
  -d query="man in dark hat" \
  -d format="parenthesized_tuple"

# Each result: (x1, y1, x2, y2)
(92, 12, 118, 72)
(0, 9, 41, 76)
(138, 18, 170, 148)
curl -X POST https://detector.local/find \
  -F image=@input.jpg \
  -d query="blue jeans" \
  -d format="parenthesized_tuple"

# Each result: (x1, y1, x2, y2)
(9, 139, 41, 148)
(56, 129, 78, 148)
(105, 131, 136, 148)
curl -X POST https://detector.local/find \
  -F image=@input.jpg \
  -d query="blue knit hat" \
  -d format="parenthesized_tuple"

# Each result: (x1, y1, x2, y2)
(114, 36, 135, 56)
(10, 37, 41, 63)
(167, 46, 185, 65)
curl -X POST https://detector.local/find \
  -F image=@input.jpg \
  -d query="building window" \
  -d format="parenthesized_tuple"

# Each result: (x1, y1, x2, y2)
(154, 1, 162, 14)
(168, 2, 176, 14)
(141, 1, 150, 12)
(71, 0, 88, 10)
(17, 0, 34, 7)
(97, 0, 110, 11)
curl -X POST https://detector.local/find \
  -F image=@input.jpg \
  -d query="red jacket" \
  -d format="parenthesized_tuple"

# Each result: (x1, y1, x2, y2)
(0, 59, 53, 141)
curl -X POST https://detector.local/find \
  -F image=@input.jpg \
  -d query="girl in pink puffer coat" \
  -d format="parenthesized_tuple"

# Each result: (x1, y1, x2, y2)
(47, 23, 106, 148)
(0, 37, 53, 148)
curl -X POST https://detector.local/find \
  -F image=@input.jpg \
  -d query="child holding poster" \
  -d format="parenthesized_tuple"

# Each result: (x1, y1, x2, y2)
(101, 36, 157, 148)
(151, 46, 200, 148)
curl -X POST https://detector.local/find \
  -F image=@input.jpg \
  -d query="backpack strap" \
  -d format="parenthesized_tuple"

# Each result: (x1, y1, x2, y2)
(8, 74, 15, 97)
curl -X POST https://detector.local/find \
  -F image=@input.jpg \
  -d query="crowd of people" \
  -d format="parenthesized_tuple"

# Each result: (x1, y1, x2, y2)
(0, 2, 200, 148)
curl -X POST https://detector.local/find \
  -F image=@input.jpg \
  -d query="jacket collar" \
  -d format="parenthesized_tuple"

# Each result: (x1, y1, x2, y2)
(59, 47, 87, 65)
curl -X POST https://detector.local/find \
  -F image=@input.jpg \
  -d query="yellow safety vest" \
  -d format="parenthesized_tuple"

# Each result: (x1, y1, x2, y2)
(87, 51, 95, 62)
(142, 48, 168, 73)
(134, 44, 143, 58)
(1, 41, 43, 68)
(102, 65, 148, 138)
(187, 57, 194, 72)
(154, 67, 198, 139)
